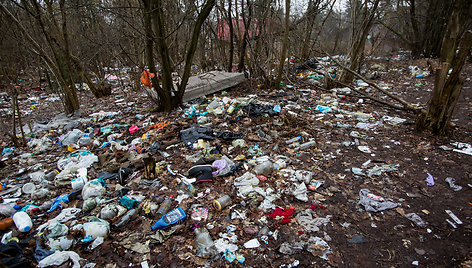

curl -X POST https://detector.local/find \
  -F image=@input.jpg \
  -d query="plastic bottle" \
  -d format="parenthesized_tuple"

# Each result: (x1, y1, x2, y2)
(195, 227, 218, 258)
(227, 100, 238, 114)
(254, 161, 274, 176)
(45, 170, 58, 180)
(151, 207, 186, 230)
(0, 218, 13, 231)
(155, 197, 172, 218)
(114, 208, 138, 227)
(181, 180, 196, 196)
(0, 204, 17, 217)
(296, 141, 317, 150)
(13, 211, 33, 232)
(285, 136, 302, 144)
(39, 200, 54, 211)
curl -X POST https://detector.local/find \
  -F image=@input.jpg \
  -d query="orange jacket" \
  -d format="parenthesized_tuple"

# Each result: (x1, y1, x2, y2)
(140, 70, 155, 88)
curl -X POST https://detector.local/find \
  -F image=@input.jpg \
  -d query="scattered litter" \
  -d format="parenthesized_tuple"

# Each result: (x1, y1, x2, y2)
(445, 210, 462, 225)
(347, 234, 365, 244)
(38, 251, 81, 268)
(359, 189, 400, 212)
(450, 142, 472, 156)
(244, 238, 260, 249)
(405, 213, 427, 227)
(425, 173, 435, 186)
(445, 177, 462, 191)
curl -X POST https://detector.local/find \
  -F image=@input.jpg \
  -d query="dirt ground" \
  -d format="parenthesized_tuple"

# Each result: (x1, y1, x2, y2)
(0, 57, 471, 267)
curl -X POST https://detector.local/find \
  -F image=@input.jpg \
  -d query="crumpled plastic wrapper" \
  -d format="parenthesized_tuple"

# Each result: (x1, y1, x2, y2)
(359, 188, 400, 212)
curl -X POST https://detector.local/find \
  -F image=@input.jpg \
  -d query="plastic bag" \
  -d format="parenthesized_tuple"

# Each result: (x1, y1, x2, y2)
(82, 180, 106, 200)
(83, 219, 109, 239)
(59, 129, 83, 146)
(38, 251, 81, 268)
(359, 189, 400, 212)
(46, 222, 69, 238)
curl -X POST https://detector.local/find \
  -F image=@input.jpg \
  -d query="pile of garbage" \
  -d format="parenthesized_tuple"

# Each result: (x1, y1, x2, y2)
(0, 58, 470, 267)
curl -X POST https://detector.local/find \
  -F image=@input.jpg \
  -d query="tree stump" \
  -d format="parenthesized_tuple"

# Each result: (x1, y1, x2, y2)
(143, 156, 157, 180)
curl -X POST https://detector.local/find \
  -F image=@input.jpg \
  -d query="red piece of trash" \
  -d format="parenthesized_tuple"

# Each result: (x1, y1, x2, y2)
(129, 125, 139, 133)
(257, 175, 268, 182)
(269, 207, 294, 225)
(310, 204, 326, 210)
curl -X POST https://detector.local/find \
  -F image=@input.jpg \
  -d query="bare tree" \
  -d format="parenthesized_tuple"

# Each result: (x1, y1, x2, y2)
(416, 0, 472, 135)
(0, 1, 111, 114)
(274, 0, 290, 89)
(339, 0, 379, 84)
(142, 0, 216, 112)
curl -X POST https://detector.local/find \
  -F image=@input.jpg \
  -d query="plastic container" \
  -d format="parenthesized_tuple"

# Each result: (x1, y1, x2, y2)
(114, 208, 138, 227)
(181, 180, 196, 196)
(22, 183, 36, 194)
(227, 100, 238, 114)
(71, 167, 88, 190)
(285, 136, 302, 144)
(45, 170, 58, 180)
(83, 221, 109, 239)
(39, 200, 54, 211)
(0, 204, 17, 217)
(297, 141, 317, 150)
(151, 207, 186, 230)
(0, 218, 13, 231)
(155, 197, 172, 218)
(31, 188, 49, 200)
(195, 227, 218, 258)
(254, 161, 274, 176)
(213, 195, 231, 210)
(13, 211, 33, 232)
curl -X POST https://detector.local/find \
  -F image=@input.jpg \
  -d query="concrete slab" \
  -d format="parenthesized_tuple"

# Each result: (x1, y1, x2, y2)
(182, 71, 244, 102)
(144, 71, 244, 103)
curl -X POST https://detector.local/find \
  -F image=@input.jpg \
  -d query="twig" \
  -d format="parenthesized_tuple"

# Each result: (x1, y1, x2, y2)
(313, 70, 405, 110)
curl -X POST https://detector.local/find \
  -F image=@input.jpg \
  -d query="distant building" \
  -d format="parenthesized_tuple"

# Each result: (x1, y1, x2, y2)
(217, 18, 267, 41)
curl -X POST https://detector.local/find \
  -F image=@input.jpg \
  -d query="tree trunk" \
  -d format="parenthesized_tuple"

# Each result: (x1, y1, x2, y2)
(237, 0, 252, 74)
(143, 0, 215, 112)
(300, 0, 318, 60)
(274, 0, 290, 90)
(339, 0, 379, 84)
(150, 0, 175, 112)
(176, 0, 216, 102)
(142, 0, 160, 97)
(227, 0, 234, 72)
(422, 0, 455, 58)
(415, 0, 472, 135)
(408, 0, 422, 58)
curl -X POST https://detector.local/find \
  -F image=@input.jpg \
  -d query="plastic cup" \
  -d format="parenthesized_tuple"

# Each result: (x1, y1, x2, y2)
(22, 183, 36, 194)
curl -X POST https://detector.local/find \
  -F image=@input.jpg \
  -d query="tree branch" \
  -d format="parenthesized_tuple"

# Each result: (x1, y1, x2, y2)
(324, 50, 424, 113)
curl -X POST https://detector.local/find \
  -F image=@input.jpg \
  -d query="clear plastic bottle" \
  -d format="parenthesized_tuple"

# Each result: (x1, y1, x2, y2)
(181, 180, 196, 196)
(155, 197, 172, 218)
(285, 136, 302, 144)
(195, 227, 218, 258)
(0, 204, 16, 217)
(254, 161, 274, 176)
(114, 208, 138, 227)
(13, 211, 33, 232)
(213, 195, 231, 210)
(297, 141, 317, 150)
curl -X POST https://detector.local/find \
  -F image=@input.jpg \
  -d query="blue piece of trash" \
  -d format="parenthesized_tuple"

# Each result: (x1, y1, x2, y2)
(315, 105, 332, 114)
